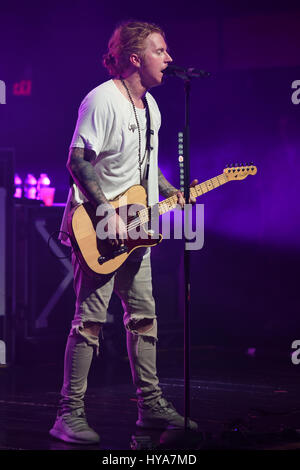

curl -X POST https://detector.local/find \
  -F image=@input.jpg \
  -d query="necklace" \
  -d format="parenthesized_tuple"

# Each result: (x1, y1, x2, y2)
(121, 78, 148, 184)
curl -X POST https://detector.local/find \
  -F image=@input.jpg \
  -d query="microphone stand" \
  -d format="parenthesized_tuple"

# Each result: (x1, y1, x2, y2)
(159, 65, 210, 448)
(165, 66, 210, 437)
(183, 78, 192, 432)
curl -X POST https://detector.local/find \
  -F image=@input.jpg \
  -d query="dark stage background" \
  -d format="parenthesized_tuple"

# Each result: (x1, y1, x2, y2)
(0, 0, 300, 362)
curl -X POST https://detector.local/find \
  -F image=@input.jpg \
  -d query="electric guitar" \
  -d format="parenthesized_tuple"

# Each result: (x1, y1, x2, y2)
(69, 164, 257, 275)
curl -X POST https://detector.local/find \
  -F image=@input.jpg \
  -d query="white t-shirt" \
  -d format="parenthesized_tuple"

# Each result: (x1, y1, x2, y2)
(60, 79, 161, 257)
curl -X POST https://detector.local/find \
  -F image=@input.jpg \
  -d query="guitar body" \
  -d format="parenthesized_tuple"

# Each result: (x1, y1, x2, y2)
(68, 164, 257, 276)
(68, 185, 163, 275)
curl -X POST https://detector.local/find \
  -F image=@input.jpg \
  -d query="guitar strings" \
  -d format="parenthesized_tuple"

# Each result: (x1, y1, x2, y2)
(124, 195, 178, 232)
(123, 185, 202, 233)
(110, 170, 255, 237)
(123, 174, 229, 233)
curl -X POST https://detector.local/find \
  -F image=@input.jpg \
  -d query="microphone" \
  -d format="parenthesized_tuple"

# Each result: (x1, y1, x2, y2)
(162, 64, 210, 79)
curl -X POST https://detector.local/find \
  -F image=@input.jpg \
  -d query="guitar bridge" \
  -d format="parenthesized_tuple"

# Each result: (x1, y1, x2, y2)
(98, 244, 128, 265)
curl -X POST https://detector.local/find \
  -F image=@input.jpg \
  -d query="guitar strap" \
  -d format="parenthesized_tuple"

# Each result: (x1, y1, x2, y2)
(143, 96, 154, 183)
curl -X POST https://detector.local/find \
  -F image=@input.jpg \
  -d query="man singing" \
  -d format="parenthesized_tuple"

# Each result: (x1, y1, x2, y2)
(50, 20, 198, 444)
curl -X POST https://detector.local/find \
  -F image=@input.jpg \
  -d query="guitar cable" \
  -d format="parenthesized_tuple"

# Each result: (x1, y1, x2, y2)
(47, 230, 75, 259)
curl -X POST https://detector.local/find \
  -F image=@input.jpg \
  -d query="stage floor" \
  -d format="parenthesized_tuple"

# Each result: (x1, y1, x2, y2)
(1, 342, 300, 451)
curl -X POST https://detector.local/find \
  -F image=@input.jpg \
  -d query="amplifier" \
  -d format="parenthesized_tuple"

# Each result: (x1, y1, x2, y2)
(0, 148, 15, 365)
(15, 203, 75, 356)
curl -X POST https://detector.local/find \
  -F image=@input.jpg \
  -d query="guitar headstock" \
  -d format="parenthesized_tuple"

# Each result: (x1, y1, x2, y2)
(223, 163, 257, 181)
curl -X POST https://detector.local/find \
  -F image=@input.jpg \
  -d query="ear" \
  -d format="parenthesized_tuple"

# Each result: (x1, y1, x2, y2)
(129, 53, 142, 68)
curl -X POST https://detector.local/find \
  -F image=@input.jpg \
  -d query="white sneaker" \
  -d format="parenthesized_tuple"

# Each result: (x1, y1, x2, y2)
(136, 398, 198, 430)
(49, 409, 100, 444)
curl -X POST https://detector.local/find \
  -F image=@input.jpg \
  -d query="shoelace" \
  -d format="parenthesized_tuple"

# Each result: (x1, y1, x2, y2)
(63, 410, 91, 432)
(154, 400, 176, 415)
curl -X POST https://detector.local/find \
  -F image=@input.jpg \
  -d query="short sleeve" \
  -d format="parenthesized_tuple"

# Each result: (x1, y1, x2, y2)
(70, 90, 108, 155)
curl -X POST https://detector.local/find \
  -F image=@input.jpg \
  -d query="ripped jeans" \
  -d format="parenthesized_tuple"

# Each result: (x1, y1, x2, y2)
(59, 250, 162, 414)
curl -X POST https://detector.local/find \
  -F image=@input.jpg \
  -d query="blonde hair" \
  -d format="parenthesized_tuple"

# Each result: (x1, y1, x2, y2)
(103, 20, 165, 77)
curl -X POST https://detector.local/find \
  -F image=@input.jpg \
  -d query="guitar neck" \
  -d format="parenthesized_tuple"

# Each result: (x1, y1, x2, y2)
(158, 172, 228, 215)
(138, 173, 228, 223)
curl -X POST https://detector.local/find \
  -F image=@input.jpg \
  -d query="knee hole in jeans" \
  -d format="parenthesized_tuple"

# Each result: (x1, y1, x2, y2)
(82, 321, 102, 337)
(127, 318, 154, 334)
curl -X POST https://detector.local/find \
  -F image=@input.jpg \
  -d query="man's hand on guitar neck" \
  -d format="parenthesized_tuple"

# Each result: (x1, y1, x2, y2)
(175, 179, 199, 208)
(157, 168, 198, 207)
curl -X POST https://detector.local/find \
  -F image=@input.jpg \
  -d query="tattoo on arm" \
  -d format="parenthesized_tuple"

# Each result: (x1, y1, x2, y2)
(67, 147, 109, 208)
(158, 167, 178, 198)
